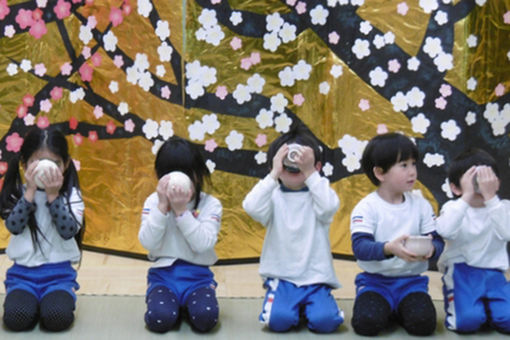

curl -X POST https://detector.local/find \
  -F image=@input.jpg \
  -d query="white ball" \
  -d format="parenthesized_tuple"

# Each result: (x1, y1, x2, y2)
(166, 171, 192, 196)
(34, 159, 59, 189)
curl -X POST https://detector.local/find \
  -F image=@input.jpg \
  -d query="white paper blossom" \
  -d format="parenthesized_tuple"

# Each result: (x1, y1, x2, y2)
(206, 25, 225, 46)
(4, 25, 15, 38)
(440, 120, 461, 141)
(188, 120, 205, 141)
(406, 87, 425, 108)
(230, 11, 243, 26)
(79, 25, 93, 44)
(256, 108, 274, 129)
(360, 21, 372, 35)
(118, 102, 129, 116)
(434, 10, 448, 25)
(6, 63, 18, 76)
(157, 42, 173, 62)
(475, 0, 487, 6)
(373, 34, 385, 49)
(483, 103, 499, 123)
(263, 31, 281, 52)
(466, 34, 477, 48)
(434, 52, 453, 72)
(351, 0, 365, 5)
(466, 77, 477, 91)
(327, 0, 342, 6)
(319, 81, 330, 95)
(225, 130, 244, 151)
(423, 37, 442, 58)
(279, 22, 297, 43)
(151, 139, 163, 155)
(391, 91, 408, 112)
(441, 179, 454, 198)
(103, 31, 118, 52)
(126, 66, 139, 84)
(138, 71, 154, 91)
(342, 153, 361, 172)
(143, 119, 159, 139)
(247, 73, 266, 94)
(271, 93, 288, 113)
(338, 134, 367, 172)
(20, 59, 32, 72)
(233, 84, 252, 104)
(369, 66, 388, 87)
(310, 5, 329, 26)
(419, 0, 438, 13)
(293, 60, 312, 81)
(201, 66, 217, 87)
(279, 66, 295, 87)
(465, 111, 476, 125)
(411, 113, 430, 134)
(137, 0, 153, 17)
(109, 81, 119, 94)
(266, 13, 284, 32)
(156, 65, 166, 77)
(155, 20, 170, 41)
(323, 162, 334, 176)
(69, 88, 85, 103)
(423, 153, 445, 167)
(198, 9, 218, 28)
(384, 32, 395, 44)
(330, 65, 343, 78)
(159, 120, 174, 140)
(407, 57, 420, 71)
(274, 113, 292, 133)
(202, 114, 220, 134)
(206, 159, 216, 174)
(255, 151, 267, 165)
(352, 39, 370, 59)
(186, 81, 205, 100)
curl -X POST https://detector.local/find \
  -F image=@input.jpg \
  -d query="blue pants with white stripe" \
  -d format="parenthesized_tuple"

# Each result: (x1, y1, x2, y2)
(442, 262, 510, 333)
(259, 278, 343, 333)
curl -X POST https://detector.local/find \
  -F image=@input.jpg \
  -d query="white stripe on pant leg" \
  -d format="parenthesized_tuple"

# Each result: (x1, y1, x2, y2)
(260, 279, 279, 325)
(443, 266, 457, 331)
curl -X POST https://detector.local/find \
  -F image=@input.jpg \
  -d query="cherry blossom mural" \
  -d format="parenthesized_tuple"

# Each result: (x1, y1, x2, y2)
(0, 0, 509, 259)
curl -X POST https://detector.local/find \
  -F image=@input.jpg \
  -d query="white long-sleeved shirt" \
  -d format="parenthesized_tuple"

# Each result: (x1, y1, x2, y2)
(242, 172, 341, 288)
(138, 192, 222, 268)
(6, 188, 84, 267)
(436, 196, 510, 272)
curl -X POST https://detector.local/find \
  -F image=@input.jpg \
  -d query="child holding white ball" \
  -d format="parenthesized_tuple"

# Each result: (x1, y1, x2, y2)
(349, 132, 444, 336)
(0, 127, 85, 332)
(138, 136, 222, 333)
(436, 148, 510, 334)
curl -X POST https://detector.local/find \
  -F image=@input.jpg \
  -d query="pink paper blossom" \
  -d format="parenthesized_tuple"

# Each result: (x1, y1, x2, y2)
(24, 114, 35, 126)
(122, 2, 132, 15)
(397, 2, 409, 16)
(91, 52, 102, 67)
(124, 119, 135, 132)
(93, 105, 104, 119)
(328, 31, 340, 45)
(504, 11, 510, 24)
(359, 99, 370, 111)
(17, 105, 28, 118)
(204, 139, 218, 152)
(255, 134, 267, 147)
(37, 116, 50, 129)
(60, 62, 73, 75)
(388, 59, 401, 73)
(82, 46, 91, 59)
(73, 133, 83, 146)
(16, 9, 34, 29)
(39, 99, 52, 113)
(0, 162, 8, 175)
(439, 84, 452, 97)
(69, 116, 78, 129)
(32, 8, 43, 21)
(495, 83, 506, 96)
(435, 97, 447, 110)
(211, 0, 221, 4)
(50, 87, 63, 101)
(106, 120, 116, 134)
(240, 57, 252, 70)
(215, 86, 228, 100)
(88, 130, 98, 142)
(161, 86, 171, 99)
(295, 2, 306, 15)
(23, 94, 35, 107)
(229, 37, 242, 50)
(286, 0, 297, 6)
(79, 63, 93, 82)
(34, 63, 47, 77)
(87, 15, 97, 29)
(249, 52, 261, 64)
(109, 7, 123, 27)
(0, 0, 10, 20)
(54, 0, 71, 20)
(293, 93, 305, 106)
(113, 55, 124, 68)
(377, 124, 388, 134)
(29, 20, 47, 39)
(72, 159, 80, 171)
(6, 132, 24, 152)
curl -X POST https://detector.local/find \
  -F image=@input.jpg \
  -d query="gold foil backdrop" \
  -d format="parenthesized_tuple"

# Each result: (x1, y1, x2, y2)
(0, 0, 509, 261)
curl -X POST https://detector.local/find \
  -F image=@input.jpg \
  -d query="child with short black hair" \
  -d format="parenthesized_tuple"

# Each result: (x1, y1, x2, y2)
(0, 127, 85, 332)
(350, 132, 443, 336)
(436, 148, 510, 334)
(243, 125, 344, 333)
(138, 136, 222, 333)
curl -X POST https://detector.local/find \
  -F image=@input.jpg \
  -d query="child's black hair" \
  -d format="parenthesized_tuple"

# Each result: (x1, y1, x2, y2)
(266, 124, 323, 170)
(361, 133, 419, 186)
(0, 127, 85, 251)
(447, 148, 499, 188)
(154, 136, 210, 209)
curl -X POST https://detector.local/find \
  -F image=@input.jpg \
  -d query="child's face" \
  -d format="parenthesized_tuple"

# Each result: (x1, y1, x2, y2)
(377, 158, 417, 193)
(279, 167, 308, 190)
(25, 148, 66, 173)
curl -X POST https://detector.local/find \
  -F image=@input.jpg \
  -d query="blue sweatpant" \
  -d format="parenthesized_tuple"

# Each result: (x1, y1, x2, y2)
(443, 262, 510, 333)
(145, 260, 218, 333)
(259, 278, 344, 333)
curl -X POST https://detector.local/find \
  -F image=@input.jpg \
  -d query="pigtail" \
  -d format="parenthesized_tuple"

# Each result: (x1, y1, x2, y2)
(62, 159, 85, 250)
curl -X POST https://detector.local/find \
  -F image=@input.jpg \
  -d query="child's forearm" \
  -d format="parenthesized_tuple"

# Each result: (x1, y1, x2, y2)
(5, 197, 34, 235)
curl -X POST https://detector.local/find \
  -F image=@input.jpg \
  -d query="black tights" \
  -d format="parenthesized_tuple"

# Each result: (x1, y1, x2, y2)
(3, 289, 75, 332)
(351, 291, 436, 336)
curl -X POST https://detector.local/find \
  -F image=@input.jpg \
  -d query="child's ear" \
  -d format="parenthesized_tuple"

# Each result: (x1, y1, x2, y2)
(450, 182, 462, 196)
(373, 166, 385, 182)
(315, 161, 322, 172)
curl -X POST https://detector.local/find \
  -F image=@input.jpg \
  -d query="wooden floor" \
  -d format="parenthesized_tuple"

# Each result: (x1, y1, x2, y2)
(0, 250, 444, 299)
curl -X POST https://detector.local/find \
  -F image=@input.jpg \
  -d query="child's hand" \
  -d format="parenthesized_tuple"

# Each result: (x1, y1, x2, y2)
(42, 166, 64, 203)
(459, 166, 478, 200)
(156, 175, 171, 214)
(270, 144, 288, 180)
(294, 146, 316, 178)
(476, 165, 499, 201)
(167, 184, 193, 217)
(23, 161, 39, 202)
(384, 235, 426, 262)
